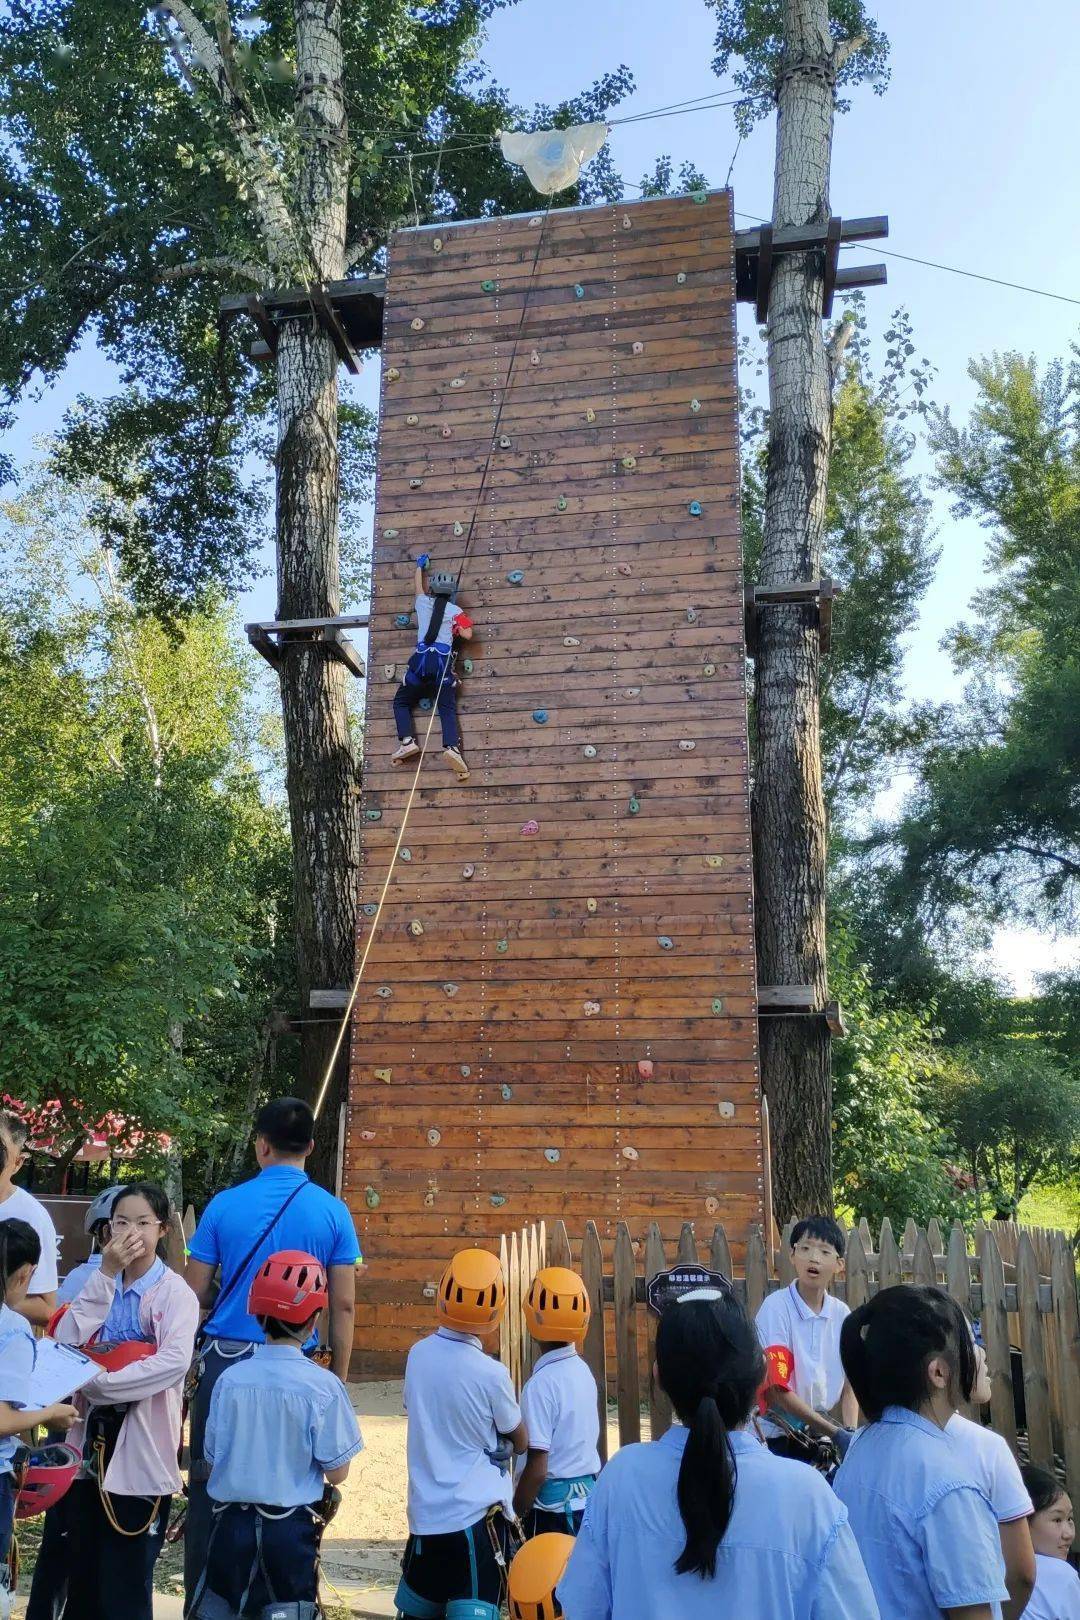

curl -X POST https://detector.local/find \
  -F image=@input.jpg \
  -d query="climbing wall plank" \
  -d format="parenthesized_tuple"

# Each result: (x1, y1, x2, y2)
(345, 190, 762, 1373)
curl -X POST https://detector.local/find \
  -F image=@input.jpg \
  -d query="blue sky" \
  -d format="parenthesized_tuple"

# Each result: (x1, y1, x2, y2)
(10, 0, 1080, 988)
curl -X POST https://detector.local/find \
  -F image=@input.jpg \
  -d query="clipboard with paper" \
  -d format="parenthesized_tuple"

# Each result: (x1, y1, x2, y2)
(26, 1338, 98, 1408)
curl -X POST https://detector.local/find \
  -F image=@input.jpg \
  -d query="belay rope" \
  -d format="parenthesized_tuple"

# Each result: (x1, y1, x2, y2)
(314, 193, 556, 1120)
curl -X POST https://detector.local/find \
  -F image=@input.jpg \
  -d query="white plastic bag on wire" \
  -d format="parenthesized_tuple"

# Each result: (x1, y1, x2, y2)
(498, 121, 609, 196)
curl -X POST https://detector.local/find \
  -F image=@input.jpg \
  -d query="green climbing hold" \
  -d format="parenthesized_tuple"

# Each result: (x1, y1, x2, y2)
(712, 998, 725, 1015)
(365, 1186, 380, 1209)
(364, 809, 382, 821)
(496, 939, 509, 953)
(556, 497, 568, 512)
(462, 657, 473, 674)
(481, 279, 496, 292)
(628, 796, 641, 815)
(691, 190, 708, 205)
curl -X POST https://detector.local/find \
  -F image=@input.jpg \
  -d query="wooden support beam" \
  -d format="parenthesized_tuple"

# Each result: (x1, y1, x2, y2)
(328, 630, 364, 678)
(244, 295, 278, 355)
(825, 999, 846, 1038)
(754, 225, 773, 326)
(244, 614, 368, 677)
(247, 614, 370, 634)
(245, 624, 281, 669)
(834, 264, 887, 294)
(821, 215, 843, 318)
(310, 989, 352, 1011)
(758, 985, 817, 1013)
(309, 286, 361, 375)
(734, 215, 889, 254)
(744, 578, 838, 656)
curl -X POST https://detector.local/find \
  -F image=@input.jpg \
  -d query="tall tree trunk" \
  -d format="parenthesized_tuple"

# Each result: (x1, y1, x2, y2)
(276, 0, 358, 1184)
(753, 0, 856, 1221)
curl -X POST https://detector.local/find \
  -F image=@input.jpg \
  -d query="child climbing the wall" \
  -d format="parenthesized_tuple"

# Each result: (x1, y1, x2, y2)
(514, 1267, 599, 1538)
(392, 554, 473, 781)
(397, 1248, 527, 1620)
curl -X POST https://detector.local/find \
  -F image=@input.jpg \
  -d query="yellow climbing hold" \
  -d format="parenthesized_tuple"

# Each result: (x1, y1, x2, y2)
(374, 1068, 392, 1083)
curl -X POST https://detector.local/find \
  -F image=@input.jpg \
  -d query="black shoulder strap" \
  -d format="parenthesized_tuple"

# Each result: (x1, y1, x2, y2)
(422, 594, 450, 647)
(202, 1178, 309, 1339)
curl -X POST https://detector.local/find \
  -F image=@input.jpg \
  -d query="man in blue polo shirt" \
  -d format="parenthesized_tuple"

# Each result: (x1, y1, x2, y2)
(182, 1096, 361, 1613)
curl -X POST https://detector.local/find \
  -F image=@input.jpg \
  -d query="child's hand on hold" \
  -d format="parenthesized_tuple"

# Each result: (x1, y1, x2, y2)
(416, 553, 431, 569)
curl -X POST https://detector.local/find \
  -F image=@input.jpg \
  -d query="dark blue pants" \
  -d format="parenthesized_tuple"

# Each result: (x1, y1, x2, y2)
(0, 1472, 13, 1596)
(393, 675, 460, 750)
(184, 1341, 256, 1613)
(200, 1502, 319, 1614)
(25, 1475, 170, 1619)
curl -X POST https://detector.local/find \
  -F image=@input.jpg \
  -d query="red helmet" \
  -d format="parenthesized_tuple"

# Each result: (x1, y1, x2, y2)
(16, 1443, 81, 1519)
(248, 1250, 328, 1323)
(84, 1340, 156, 1373)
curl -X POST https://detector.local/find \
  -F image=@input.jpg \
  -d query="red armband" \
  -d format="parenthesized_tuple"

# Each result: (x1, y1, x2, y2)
(452, 613, 474, 633)
(757, 1343, 795, 1414)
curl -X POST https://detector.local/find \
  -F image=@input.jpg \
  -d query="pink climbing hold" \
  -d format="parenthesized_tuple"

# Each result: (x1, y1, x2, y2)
(520, 819, 540, 837)
(637, 1060, 654, 1080)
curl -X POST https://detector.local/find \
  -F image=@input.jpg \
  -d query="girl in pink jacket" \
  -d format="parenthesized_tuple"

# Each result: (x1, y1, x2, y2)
(26, 1181, 198, 1620)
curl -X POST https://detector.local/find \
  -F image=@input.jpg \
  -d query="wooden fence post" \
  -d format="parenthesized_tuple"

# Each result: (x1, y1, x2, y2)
(1052, 1232, 1080, 1510)
(878, 1220, 901, 1290)
(614, 1223, 641, 1448)
(165, 1210, 186, 1274)
(580, 1222, 608, 1464)
(711, 1224, 733, 1281)
(845, 1227, 869, 1311)
(645, 1223, 671, 1440)
(912, 1228, 937, 1287)
(980, 1226, 1018, 1453)
(777, 1221, 795, 1285)
(946, 1222, 976, 1420)
(499, 1234, 510, 1377)
(547, 1220, 572, 1270)
(745, 1225, 768, 1317)
(1017, 1231, 1054, 1469)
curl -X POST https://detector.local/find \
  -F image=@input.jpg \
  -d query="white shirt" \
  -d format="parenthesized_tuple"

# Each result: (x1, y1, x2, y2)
(0, 1185, 59, 1295)
(403, 1328, 521, 1534)
(520, 1346, 601, 1486)
(946, 1412, 1033, 1522)
(1027, 1554, 1080, 1620)
(755, 1282, 849, 1438)
(415, 594, 463, 655)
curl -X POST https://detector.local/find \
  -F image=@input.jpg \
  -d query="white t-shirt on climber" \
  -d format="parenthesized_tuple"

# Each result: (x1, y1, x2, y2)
(415, 595, 463, 656)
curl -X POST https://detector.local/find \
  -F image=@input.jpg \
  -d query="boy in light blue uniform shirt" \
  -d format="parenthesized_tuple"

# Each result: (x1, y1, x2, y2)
(191, 1250, 362, 1619)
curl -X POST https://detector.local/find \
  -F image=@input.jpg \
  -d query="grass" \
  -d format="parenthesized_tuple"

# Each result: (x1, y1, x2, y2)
(1018, 1182, 1080, 1235)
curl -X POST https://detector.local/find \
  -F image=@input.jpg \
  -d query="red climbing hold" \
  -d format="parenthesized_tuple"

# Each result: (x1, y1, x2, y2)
(637, 1060, 654, 1080)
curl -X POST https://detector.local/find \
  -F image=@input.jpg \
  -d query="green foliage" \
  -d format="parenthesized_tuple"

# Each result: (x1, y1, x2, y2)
(880, 352, 1080, 935)
(0, 0, 634, 614)
(706, 0, 890, 132)
(0, 471, 293, 1178)
(936, 1044, 1080, 1219)
(830, 924, 969, 1227)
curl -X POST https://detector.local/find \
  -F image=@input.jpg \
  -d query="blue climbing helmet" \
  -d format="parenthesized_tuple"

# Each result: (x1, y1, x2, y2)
(429, 570, 457, 598)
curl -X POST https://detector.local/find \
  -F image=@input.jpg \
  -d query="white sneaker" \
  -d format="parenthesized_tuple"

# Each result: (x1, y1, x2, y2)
(443, 746, 470, 780)
(391, 739, 421, 765)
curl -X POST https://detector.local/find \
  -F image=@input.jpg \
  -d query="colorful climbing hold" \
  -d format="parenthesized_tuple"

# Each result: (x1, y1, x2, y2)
(679, 740, 697, 752)
(365, 1186, 381, 1208)
(423, 1190, 436, 1208)
(384, 528, 398, 538)
(586, 899, 598, 914)
(691, 190, 708, 205)
(374, 1067, 392, 1083)
(386, 367, 400, 381)
(462, 657, 473, 674)
(657, 936, 674, 950)
(718, 1101, 735, 1119)
(406, 413, 419, 425)
(362, 903, 377, 916)
(544, 1147, 561, 1162)
(676, 271, 687, 284)
(686, 606, 698, 624)
(617, 562, 633, 576)
(628, 796, 641, 814)
(419, 698, 432, 711)
(507, 569, 525, 585)
(556, 497, 567, 512)
(442, 981, 458, 996)
(688, 501, 703, 516)
(573, 284, 585, 299)
(426, 1127, 441, 1146)
(501, 1084, 513, 1100)
(712, 998, 725, 1015)
(460, 1064, 471, 1077)
(530, 350, 541, 366)
(689, 398, 701, 413)
(583, 1001, 601, 1017)
(441, 426, 453, 439)
(563, 635, 581, 647)
(622, 215, 632, 229)
(621, 456, 637, 470)
(462, 864, 475, 879)
(450, 377, 465, 390)
(376, 986, 392, 999)
(622, 1145, 639, 1161)
(499, 435, 512, 449)
(531, 710, 548, 725)
(626, 686, 641, 698)
(432, 237, 443, 252)
(490, 1193, 507, 1207)
(583, 745, 597, 760)
(702, 663, 716, 677)
(705, 1196, 720, 1215)
(632, 341, 644, 355)
(452, 521, 464, 536)
(361, 1129, 376, 1141)
(383, 666, 397, 685)
(704, 855, 725, 870)
(411, 317, 425, 331)
(520, 819, 540, 836)
(481, 279, 496, 292)
(585, 409, 596, 423)
(496, 939, 509, 953)
(399, 848, 412, 862)
(408, 919, 424, 938)
(637, 1059, 654, 1080)
(364, 809, 382, 821)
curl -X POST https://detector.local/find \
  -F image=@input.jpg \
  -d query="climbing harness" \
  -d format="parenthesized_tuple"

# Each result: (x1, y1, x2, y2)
(313, 195, 558, 1121)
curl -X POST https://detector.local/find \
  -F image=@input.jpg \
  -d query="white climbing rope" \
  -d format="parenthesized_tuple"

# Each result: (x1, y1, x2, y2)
(313, 195, 557, 1120)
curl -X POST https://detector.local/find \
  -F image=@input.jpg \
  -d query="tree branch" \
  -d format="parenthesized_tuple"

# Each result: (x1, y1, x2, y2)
(833, 33, 868, 73)
(158, 256, 267, 285)
(344, 237, 375, 272)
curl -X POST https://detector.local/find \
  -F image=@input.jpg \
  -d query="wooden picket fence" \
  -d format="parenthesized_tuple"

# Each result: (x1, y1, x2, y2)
(498, 1215, 1080, 1507)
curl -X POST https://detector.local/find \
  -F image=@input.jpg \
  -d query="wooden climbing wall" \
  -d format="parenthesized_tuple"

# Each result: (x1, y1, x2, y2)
(345, 189, 762, 1374)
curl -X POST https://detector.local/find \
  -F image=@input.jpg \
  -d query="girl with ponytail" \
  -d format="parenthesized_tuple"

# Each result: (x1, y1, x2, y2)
(557, 1290, 877, 1619)
(834, 1284, 1009, 1619)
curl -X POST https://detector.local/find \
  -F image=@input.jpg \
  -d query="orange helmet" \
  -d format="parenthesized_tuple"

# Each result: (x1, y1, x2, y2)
(436, 1247, 506, 1334)
(524, 1267, 591, 1344)
(508, 1532, 575, 1620)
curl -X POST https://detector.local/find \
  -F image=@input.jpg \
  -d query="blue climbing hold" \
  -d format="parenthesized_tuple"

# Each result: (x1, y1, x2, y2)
(395, 613, 411, 628)
(496, 939, 509, 953)
(507, 570, 525, 585)
(658, 936, 674, 950)
(500, 1085, 513, 1101)
(419, 698, 432, 710)
(481, 279, 496, 292)
(462, 657, 473, 674)
(364, 809, 382, 821)
(532, 709, 548, 724)
(490, 1193, 507, 1208)
(573, 284, 585, 299)
(628, 795, 641, 815)
(399, 848, 412, 862)
(362, 903, 377, 916)
(688, 501, 703, 517)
